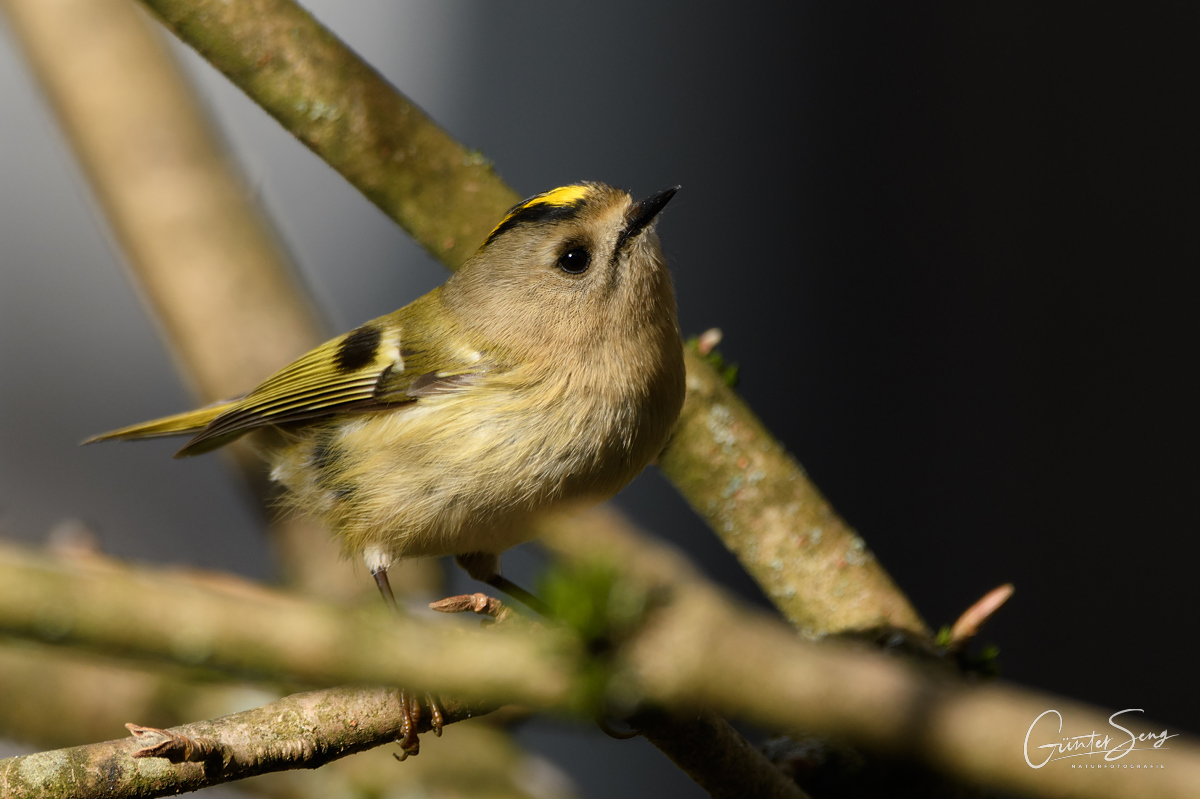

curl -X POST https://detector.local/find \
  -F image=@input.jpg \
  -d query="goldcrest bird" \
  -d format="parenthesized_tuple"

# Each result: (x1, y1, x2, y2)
(88, 182, 686, 612)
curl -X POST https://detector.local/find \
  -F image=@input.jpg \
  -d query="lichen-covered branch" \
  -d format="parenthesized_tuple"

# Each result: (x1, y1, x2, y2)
(0, 614, 566, 799)
(0, 538, 804, 799)
(0, 686, 485, 799)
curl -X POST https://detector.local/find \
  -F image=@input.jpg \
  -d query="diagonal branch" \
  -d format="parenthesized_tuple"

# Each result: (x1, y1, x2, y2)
(139, 0, 520, 271)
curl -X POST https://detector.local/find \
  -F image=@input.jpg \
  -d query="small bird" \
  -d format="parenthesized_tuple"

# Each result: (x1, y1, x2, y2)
(88, 182, 686, 614)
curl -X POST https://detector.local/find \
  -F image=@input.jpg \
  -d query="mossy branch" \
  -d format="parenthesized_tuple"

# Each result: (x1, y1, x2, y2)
(0, 686, 479, 799)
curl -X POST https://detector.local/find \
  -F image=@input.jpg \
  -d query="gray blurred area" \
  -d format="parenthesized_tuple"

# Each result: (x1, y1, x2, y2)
(1, 2, 1196, 796)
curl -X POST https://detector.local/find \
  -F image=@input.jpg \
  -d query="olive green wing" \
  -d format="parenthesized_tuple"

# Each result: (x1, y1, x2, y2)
(174, 299, 488, 457)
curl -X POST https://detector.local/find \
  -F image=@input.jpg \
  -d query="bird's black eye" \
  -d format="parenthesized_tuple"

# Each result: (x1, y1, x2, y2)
(556, 246, 591, 274)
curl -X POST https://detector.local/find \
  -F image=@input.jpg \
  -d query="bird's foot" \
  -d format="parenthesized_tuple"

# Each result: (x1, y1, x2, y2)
(393, 689, 444, 760)
(368, 563, 444, 759)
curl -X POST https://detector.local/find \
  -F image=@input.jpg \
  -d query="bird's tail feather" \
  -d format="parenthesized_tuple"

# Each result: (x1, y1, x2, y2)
(83, 401, 237, 450)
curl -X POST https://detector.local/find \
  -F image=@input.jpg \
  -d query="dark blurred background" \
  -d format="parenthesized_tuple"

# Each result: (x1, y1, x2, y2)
(1, 2, 1195, 796)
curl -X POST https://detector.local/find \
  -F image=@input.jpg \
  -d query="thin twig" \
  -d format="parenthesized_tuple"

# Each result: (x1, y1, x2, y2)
(948, 583, 1014, 652)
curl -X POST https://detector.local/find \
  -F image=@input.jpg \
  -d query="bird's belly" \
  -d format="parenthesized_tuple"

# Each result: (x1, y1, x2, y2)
(270, 387, 647, 561)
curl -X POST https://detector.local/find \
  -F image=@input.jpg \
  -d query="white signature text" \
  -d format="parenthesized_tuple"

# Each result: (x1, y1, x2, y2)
(1024, 709, 1177, 768)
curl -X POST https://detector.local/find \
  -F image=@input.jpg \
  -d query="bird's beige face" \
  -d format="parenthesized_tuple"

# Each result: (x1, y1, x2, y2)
(443, 183, 680, 362)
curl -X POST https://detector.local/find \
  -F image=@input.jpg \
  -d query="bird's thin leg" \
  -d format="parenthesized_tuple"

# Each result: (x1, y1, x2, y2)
(454, 552, 553, 617)
(370, 563, 441, 754)
(371, 565, 401, 618)
(486, 573, 553, 618)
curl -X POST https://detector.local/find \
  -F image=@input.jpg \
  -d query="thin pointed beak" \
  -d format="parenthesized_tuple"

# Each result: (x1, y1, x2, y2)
(625, 185, 679, 238)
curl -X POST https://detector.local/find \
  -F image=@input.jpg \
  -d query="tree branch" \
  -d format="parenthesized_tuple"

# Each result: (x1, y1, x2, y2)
(630, 711, 809, 799)
(2, 539, 1198, 799)
(661, 347, 928, 636)
(0, 541, 576, 710)
(0, 686, 482, 798)
(139, 0, 521, 271)
(0, 636, 568, 799)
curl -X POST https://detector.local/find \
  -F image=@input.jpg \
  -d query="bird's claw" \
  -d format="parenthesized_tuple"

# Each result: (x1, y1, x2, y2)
(393, 689, 444, 758)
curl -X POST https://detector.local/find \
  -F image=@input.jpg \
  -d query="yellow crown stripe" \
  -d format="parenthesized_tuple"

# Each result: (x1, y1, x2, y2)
(485, 183, 593, 242)
(535, 184, 592, 208)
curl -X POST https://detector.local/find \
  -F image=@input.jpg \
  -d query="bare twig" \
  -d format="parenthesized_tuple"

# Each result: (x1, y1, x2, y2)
(126, 723, 221, 762)
(948, 583, 1014, 652)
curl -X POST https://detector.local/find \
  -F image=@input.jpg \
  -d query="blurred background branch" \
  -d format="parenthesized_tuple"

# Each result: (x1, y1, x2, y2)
(3, 530, 1200, 798)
